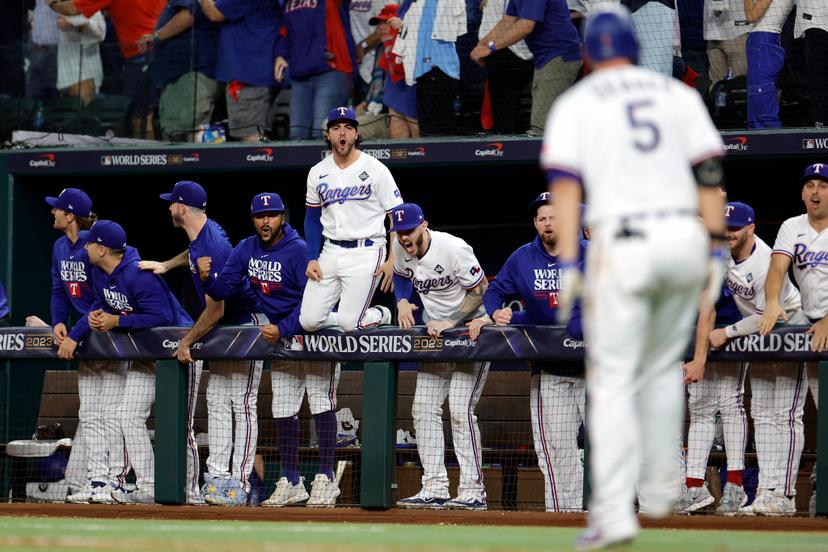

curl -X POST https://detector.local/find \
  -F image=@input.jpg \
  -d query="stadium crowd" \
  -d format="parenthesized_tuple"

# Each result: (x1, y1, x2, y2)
(0, 0, 825, 142)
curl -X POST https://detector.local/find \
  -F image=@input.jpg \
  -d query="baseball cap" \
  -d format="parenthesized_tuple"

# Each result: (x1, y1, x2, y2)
(45, 188, 93, 218)
(251, 192, 285, 215)
(529, 192, 552, 215)
(725, 201, 755, 228)
(391, 203, 425, 232)
(370, 3, 399, 24)
(79, 220, 127, 250)
(327, 106, 359, 129)
(159, 180, 207, 209)
(800, 163, 828, 185)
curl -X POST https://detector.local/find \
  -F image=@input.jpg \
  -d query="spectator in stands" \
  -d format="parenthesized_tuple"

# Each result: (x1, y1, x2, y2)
(678, 0, 709, 86)
(703, 0, 749, 89)
(50, 0, 166, 138)
(0, 0, 32, 100)
(0, 280, 9, 326)
(380, 6, 420, 139)
(350, 0, 384, 107)
(471, 0, 581, 135)
(28, 0, 61, 102)
(275, 0, 355, 140)
(201, 0, 280, 142)
(471, 0, 534, 134)
(621, 0, 677, 76)
(140, 0, 222, 142)
(794, 0, 828, 128)
(392, 0, 467, 136)
(743, 0, 795, 128)
(56, 11, 105, 106)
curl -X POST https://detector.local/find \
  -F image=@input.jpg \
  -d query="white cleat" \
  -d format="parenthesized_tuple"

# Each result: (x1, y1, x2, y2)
(66, 481, 106, 504)
(306, 474, 340, 508)
(262, 477, 309, 508)
(676, 483, 715, 513)
(112, 488, 155, 505)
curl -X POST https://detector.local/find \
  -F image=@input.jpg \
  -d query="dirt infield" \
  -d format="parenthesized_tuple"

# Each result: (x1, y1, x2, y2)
(0, 503, 826, 532)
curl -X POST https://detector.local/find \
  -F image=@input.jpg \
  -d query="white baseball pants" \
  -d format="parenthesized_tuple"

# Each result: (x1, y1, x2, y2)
(271, 360, 341, 417)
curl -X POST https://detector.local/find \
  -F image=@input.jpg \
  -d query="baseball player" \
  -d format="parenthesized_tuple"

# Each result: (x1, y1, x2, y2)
(710, 201, 808, 516)
(57, 220, 197, 504)
(46, 188, 129, 504)
(467, 192, 587, 512)
(678, 280, 749, 515)
(299, 106, 400, 334)
(199, 193, 342, 508)
(391, 203, 491, 511)
(761, 163, 828, 515)
(543, 4, 727, 548)
(140, 180, 265, 506)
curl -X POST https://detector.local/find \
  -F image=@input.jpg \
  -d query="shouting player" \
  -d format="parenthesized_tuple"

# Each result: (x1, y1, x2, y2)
(141, 181, 265, 506)
(199, 193, 342, 507)
(544, 4, 726, 548)
(391, 203, 491, 511)
(299, 106, 398, 334)
(58, 220, 197, 504)
(468, 192, 587, 512)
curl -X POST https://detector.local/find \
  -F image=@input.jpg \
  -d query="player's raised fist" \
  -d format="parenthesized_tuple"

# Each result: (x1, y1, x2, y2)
(197, 256, 212, 281)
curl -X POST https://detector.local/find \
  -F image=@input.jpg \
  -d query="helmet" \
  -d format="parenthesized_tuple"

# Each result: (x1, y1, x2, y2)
(584, 3, 639, 64)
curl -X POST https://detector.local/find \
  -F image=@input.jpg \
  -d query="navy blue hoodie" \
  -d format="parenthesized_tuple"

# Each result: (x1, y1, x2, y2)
(50, 235, 96, 326)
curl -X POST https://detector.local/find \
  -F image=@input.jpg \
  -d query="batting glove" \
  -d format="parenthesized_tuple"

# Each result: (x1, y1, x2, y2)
(557, 261, 582, 325)
(702, 246, 727, 312)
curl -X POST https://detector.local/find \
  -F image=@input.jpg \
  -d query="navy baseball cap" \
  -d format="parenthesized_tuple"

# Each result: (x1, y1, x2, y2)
(251, 192, 285, 215)
(159, 181, 207, 209)
(391, 203, 425, 232)
(529, 192, 552, 215)
(327, 106, 359, 128)
(725, 201, 755, 228)
(79, 220, 127, 249)
(800, 163, 828, 185)
(45, 188, 93, 217)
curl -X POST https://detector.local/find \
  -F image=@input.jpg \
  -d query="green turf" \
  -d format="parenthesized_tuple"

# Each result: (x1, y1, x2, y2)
(0, 517, 824, 552)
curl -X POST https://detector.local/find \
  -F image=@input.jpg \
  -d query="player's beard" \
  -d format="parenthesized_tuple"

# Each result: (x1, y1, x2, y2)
(171, 210, 184, 228)
(258, 223, 284, 247)
(541, 230, 557, 248)
(335, 138, 355, 158)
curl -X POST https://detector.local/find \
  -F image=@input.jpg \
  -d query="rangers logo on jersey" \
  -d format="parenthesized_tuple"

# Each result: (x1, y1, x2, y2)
(793, 243, 828, 269)
(317, 182, 373, 206)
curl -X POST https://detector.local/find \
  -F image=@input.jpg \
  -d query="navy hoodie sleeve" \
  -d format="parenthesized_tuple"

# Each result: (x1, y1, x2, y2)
(277, 243, 308, 338)
(67, 295, 105, 341)
(50, 244, 72, 327)
(205, 240, 250, 301)
(484, 253, 518, 317)
(118, 271, 176, 329)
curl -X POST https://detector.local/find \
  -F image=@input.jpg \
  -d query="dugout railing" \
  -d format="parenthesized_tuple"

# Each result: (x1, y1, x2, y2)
(0, 324, 826, 513)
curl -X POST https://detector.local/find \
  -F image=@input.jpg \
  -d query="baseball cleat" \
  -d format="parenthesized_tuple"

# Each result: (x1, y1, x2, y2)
(91, 482, 128, 504)
(676, 483, 714, 513)
(716, 483, 747, 515)
(376, 305, 392, 326)
(66, 481, 107, 504)
(444, 494, 488, 511)
(262, 477, 309, 507)
(307, 474, 340, 508)
(396, 490, 449, 509)
(752, 489, 796, 517)
(112, 488, 155, 505)
(187, 492, 207, 506)
(574, 527, 636, 551)
(201, 474, 224, 502)
(205, 479, 248, 506)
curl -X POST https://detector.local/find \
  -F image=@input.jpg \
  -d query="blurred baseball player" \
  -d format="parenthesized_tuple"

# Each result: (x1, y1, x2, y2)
(679, 280, 749, 515)
(391, 203, 491, 511)
(0, 281, 8, 326)
(544, 4, 726, 548)
(141, 181, 265, 506)
(760, 162, 828, 515)
(707, 201, 808, 516)
(299, 106, 400, 334)
(468, 192, 587, 512)
(58, 220, 197, 504)
(46, 189, 129, 504)
(200, 193, 342, 507)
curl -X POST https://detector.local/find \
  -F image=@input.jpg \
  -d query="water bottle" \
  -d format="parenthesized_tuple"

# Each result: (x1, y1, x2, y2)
(33, 101, 44, 130)
(715, 69, 732, 108)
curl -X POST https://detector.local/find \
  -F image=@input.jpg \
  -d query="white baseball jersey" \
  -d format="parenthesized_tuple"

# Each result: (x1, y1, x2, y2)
(750, 0, 795, 33)
(703, 0, 750, 41)
(727, 235, 801, 317)
(392, 230, 485, 321)
(306, 151, 403, 242)
(541, 65, 724, 227)
(772, 214, 828, 320)
(794, 0, 828, 38)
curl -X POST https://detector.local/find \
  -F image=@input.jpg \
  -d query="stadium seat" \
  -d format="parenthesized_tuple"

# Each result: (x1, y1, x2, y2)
(708, 76, 747, 130)
(0, 97, 36, 141)
(87, 95, 130, 138)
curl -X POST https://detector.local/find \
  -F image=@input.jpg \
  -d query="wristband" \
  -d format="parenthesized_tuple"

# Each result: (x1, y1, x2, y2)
(360, 40, 368, 49)
(488, 40, 497, 53)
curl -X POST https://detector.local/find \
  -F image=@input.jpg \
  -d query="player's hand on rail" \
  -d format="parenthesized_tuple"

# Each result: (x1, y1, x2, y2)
(261, 324, 281, 343)
(807, 317, 828, 352)
(492, 308, 512, 326)
(708, 328, 729, 349)
(396, 300, 418, 330)
(426, 319, 454, 337)
(759, 303, 787, 335)
(466, 315, 492, 341)
(52, 322, 68, 344)
(57, 337, 78, 360)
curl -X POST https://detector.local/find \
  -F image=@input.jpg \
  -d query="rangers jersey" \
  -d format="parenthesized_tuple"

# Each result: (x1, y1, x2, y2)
(772, 214, 828, 320)
(727, 235, 801, 318)
(392, 230, 485, 321)
(306, 151, 402, 242)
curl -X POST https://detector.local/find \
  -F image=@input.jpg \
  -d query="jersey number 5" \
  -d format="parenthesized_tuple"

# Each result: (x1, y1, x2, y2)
(626, 100, 660, 152)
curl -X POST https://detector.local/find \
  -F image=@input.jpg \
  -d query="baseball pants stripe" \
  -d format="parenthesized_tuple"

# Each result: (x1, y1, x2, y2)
(536, 376, 560, 510)
(784, 363, 806, 495)
(239, 361, 256, 489)
(466, 361, 488, 488)
(357, 247, 384, 329)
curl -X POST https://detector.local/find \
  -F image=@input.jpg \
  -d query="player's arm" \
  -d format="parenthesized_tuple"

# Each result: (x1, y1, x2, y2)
(198, 0, 226, 22)
(471, 15, 534, 65)
(483, 255, 518, 326)
(175, 295, 224, 363)
(202, 243, 248, 300)
(138, 7, 193, 53)
(694, 157, 727, 311)
(549, 176, 583, 324)
(374, 212, 397, 293)
(743, 0, 773, 23)
(758, 253, 792, 334)
(426, 278, 489, 336)
(684, 307, 716, 384)
(304, 204, 324, 281)
(49, 0, 82, 16)
(139, 250, 189, 275)
(50, 251, 72, 342)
